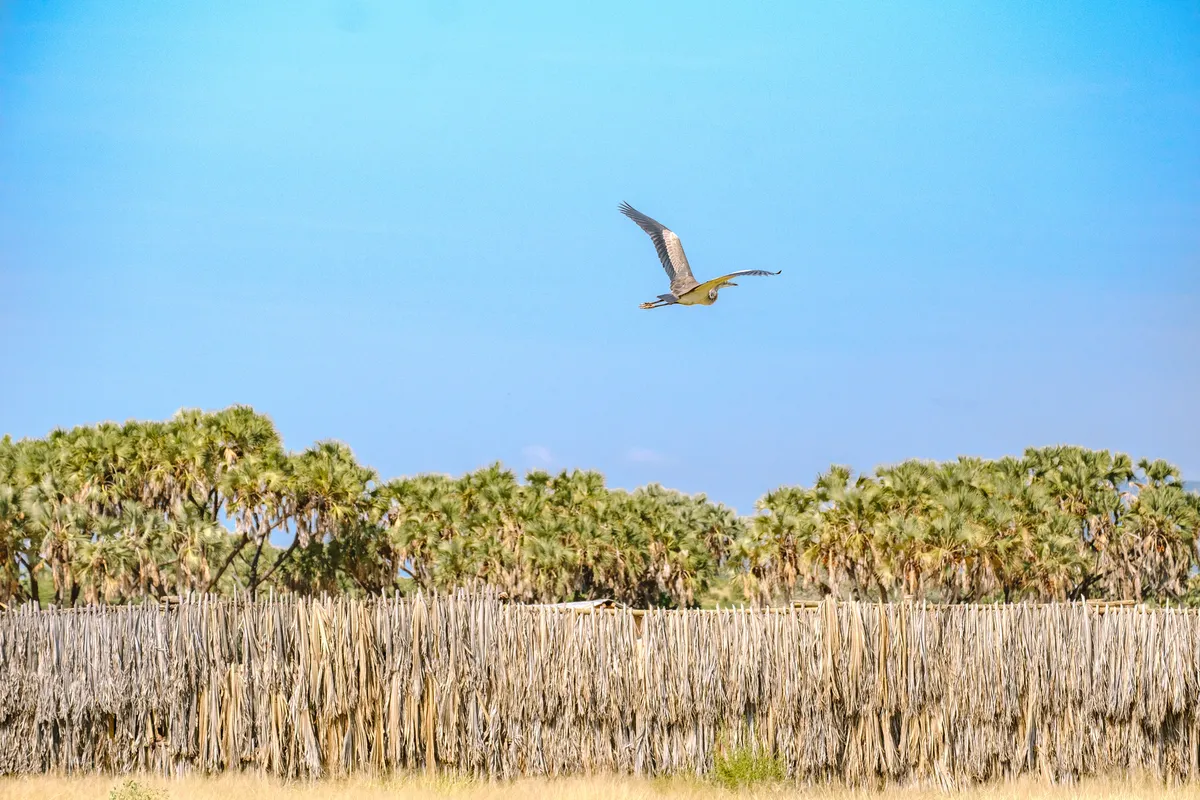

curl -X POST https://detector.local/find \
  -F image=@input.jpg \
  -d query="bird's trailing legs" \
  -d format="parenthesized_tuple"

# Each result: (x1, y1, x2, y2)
(639, 294, 676, 309)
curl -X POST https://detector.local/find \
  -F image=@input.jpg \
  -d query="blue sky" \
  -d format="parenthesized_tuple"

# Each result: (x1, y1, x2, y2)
(2, 1, 1198, 512)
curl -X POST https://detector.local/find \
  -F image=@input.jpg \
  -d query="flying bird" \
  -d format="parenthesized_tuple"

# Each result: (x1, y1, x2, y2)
(619, 201, 781, 309)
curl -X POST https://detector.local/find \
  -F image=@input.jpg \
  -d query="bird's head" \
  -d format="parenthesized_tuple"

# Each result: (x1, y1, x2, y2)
(707, 280, 737, 301)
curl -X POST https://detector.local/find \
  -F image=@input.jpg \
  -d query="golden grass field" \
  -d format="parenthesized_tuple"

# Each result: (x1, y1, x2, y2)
(1, 774, 1196, 800)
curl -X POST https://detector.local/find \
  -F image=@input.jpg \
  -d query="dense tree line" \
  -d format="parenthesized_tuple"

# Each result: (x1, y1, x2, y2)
(1, 407, 1197, 608)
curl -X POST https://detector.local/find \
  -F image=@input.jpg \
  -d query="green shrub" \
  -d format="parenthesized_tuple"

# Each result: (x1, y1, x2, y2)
(711, 746, 785, 789)
(108, 779, 168, 800)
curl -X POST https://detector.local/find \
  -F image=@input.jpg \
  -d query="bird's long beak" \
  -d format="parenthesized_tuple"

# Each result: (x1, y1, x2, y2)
(727, 282, 737, 286)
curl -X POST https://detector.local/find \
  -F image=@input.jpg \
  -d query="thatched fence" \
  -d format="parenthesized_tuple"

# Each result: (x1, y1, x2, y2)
(1, 591, 1198, 787)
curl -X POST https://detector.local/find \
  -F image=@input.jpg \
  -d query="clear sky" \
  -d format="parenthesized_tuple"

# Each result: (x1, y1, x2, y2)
(2, 1, 1198, 512)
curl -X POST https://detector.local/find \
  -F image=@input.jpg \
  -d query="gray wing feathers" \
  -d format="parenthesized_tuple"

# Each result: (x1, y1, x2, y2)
(718, 269, 782, 278)
(619, 202, 698, 295)
(661, 233, 697, 295)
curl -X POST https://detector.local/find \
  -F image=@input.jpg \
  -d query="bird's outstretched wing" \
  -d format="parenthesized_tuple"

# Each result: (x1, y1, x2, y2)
(690, 270, 782, 296)
(619, 202, 699, 296)
(708, 269, 782, 281)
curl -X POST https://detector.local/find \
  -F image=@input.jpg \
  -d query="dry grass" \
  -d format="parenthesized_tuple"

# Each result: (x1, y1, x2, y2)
(0, 773, 1195, 800)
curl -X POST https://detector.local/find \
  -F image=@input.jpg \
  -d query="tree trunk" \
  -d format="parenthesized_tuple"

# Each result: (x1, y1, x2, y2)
(207, 532, 250, 591)
(248, 536, 268, 595)
(258, 537, 299, 589)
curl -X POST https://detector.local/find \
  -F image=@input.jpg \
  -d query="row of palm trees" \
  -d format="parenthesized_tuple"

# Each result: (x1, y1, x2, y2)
(1, 406, 1197, 607)
(749, 449, 1199, 604)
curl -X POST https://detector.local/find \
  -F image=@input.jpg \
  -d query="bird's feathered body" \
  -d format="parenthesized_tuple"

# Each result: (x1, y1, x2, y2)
(618, 201, 780, 309)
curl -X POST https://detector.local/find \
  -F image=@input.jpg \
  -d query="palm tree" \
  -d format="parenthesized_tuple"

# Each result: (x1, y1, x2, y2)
(256, 441, 376, 593)
(23, 475, 93, 606)
(1122, 474, 1198, 600)
(750, 484, 821, 602)
(0, 484, 28, 603)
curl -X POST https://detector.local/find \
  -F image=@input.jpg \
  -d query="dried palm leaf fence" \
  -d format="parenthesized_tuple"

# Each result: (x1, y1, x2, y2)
(1, 590, 1198, 788)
